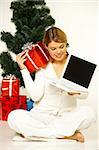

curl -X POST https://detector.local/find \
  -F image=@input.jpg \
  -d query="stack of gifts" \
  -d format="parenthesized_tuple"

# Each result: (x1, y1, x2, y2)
(22, 41, 49, 73)
(0, 75, 27, 121)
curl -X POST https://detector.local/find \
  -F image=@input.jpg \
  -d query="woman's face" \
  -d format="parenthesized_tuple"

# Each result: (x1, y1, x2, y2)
(47, 41, 67, 62)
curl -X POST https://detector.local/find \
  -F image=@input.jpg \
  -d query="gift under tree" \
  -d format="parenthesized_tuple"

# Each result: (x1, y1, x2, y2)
(0, 75, 27, 121)
(0, 0, 55, 87)
(0, 95, 27, 121)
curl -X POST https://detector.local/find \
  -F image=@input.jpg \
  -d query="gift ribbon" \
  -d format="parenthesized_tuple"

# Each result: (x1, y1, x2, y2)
(26, 43, 49, 70)
(2, 75, 16, 97)
(3, 75, 16, 79)
(26, 51, 39, 70)
(22, 42, 33, 51)
(9, 77, 13, 97)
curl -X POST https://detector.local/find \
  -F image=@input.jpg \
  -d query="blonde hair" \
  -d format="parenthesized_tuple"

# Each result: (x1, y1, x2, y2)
(43, 26, 68, 46)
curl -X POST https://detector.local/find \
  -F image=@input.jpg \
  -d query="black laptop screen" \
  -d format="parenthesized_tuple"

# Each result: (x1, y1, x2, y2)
(63, 55, 96, 88)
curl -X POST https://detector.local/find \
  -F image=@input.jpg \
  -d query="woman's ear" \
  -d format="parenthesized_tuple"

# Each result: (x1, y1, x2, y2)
(45, 45, 48, 49)
(43, 42, 48, 49)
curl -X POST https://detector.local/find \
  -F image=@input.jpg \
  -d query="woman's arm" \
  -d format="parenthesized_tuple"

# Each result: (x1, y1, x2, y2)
(16, 51, 45, 102)
(21, 68, 45, 102)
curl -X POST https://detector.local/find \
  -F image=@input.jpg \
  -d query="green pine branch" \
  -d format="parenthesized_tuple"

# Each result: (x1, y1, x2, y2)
(0, 0, 55, 86)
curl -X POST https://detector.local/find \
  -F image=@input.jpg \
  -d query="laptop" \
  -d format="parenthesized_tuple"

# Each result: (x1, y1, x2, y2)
(48, 54, 97, 92)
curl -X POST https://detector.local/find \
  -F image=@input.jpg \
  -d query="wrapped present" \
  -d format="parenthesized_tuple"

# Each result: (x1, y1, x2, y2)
(23, 41, 49, 73)
(1, 75, 20, 97)
(0, 95, 27, 121)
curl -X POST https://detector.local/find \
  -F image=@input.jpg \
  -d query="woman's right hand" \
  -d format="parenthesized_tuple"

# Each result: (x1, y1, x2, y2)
(67, 92, 80, 95)
(16, 51, 27, 70)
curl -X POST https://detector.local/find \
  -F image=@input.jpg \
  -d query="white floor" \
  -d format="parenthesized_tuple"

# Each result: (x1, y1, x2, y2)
(0, 121, 98, 150)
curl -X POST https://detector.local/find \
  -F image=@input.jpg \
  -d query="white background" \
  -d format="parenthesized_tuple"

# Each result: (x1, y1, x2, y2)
(0, 0, 99, 136)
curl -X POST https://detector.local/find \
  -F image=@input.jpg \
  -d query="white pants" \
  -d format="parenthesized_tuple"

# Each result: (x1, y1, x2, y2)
(7, 106, 95, 138)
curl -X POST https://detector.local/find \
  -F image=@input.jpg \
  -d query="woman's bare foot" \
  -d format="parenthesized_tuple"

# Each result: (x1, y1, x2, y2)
(74, 131, 84, 143)
(57, 131, 84, 143)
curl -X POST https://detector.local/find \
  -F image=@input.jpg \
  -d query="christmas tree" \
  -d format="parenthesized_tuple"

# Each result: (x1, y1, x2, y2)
(0, 0, 55, 86)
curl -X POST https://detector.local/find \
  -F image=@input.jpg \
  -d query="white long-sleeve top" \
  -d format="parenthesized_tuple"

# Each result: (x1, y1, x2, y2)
(21, 62, 88, 115)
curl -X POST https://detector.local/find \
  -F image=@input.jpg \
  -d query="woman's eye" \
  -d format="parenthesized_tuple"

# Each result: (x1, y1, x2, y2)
(51, 48, 56, 51)
(59, 45, 64, 49)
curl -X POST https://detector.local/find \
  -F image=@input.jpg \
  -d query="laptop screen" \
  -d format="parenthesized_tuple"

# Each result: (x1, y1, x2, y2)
(63, 55, 96, 88)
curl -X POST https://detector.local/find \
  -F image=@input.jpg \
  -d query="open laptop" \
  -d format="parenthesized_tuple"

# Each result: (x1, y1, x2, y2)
(48, 54, 97, 92)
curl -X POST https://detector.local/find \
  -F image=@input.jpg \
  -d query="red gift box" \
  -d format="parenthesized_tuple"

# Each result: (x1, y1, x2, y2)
(1, 76, 20, 97)
(0, 95, 27, 121)
(24, 41, 49, 73)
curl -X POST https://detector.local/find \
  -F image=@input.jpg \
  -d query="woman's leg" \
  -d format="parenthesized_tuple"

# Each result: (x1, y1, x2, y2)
(7, 106, 95, 141)
(8, 109, 30, 134)
(7, 109, 55, 138)
(8, 109, 48, 137)
(63, 106, 95, 142)
(47, 106, 95, 142)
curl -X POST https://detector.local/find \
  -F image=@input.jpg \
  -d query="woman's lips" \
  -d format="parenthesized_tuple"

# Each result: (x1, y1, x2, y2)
(55, 55, 63, 58)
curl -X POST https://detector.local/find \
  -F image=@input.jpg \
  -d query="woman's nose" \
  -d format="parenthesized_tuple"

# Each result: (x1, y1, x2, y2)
(57, 49, 61, 54)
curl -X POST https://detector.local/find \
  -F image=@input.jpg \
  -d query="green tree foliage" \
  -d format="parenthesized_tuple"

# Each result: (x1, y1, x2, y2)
(0, 0, 55, 86)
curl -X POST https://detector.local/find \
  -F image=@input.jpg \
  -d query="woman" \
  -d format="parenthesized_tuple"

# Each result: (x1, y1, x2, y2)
(8, 27, 95, 142)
